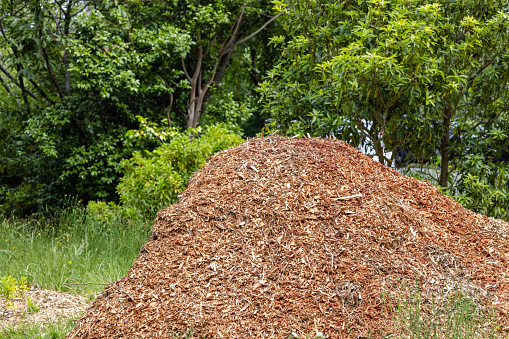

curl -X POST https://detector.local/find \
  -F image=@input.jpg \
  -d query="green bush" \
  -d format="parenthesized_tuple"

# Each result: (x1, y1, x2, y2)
(200, 91, 254, 135)
(113, 124, 244, 219)
(446, 154, 509, 220)
(0, 276, 29, 313)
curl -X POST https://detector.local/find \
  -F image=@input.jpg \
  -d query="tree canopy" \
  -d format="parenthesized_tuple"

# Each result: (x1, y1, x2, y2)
(0, 0, 508, 220)
(0, 0, 280, 214)
(258, 0, 509, 218)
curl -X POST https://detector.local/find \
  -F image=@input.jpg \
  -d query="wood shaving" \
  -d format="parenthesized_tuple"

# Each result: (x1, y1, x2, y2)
(67, 137, 509, 338)
(0, 289, 87, 330)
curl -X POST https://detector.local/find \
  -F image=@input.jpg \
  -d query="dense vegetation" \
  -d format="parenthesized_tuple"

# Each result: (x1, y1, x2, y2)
(0, 0, 508, 218)
(0, 0, 278, 215)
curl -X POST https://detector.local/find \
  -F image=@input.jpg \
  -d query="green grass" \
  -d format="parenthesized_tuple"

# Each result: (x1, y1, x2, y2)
(0, 315, 79, 338)
(379, 281, 503, 339)
(0, 206, 151, 295)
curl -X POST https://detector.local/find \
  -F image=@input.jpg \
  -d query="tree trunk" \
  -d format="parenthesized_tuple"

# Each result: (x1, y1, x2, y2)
(181, 10, 282, 130)
(439, 109, 452, 188)
(186, 79, 197, 129)
(186, 82, 209, 129)
(373, 137, 386, 166)
(63, 0, 74, 93)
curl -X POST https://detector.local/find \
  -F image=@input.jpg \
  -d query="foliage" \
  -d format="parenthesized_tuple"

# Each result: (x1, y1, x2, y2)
(0, 275, 38, 316)
(0, 0, 191, 215)
(124, 0, 280, 129)
(258, 0, 509, 219)
(0, 276, 28, 311)
(116, 124, 244, 219)
(400, 118, 509, 220)
(0, 0, 280, 216)
(26, 296, 40, 314)
(202, 37, 284, 137)
(200, 91, 254, 134)
(451, 159, 509, 220)
(259, 0, 509, 183)
(445, 120, 509, 220)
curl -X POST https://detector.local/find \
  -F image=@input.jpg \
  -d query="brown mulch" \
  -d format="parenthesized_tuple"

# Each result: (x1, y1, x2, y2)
(67, 137, 509, 338)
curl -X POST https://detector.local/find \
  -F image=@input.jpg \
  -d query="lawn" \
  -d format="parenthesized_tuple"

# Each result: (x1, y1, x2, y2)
(0, 206, 150, 337)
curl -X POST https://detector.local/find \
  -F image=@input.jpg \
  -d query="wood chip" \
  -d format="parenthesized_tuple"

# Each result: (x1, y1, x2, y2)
(332, 194, 363, 200)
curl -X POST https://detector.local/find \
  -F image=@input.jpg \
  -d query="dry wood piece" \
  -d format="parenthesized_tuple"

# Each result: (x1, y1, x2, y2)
(332, 194, 363, 200)
(67, 137, 509, 339)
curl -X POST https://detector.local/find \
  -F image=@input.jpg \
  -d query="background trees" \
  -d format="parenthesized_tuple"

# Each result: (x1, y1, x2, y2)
(0, 0, 507, 220)
(0, 0, 280, 214)
(259, 0, 509, 219)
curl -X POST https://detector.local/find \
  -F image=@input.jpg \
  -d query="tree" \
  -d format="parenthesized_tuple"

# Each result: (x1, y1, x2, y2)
(0, 0, 281, 215)
(124, 0, 281, 129)
(0, 0, 195, 213)
(259, 0, 509, 186)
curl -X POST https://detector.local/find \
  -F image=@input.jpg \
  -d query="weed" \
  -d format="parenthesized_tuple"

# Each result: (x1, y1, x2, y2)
(25, 296, 40, 314)
(379, 280, 502, 339)
(0, 275, 29, 314)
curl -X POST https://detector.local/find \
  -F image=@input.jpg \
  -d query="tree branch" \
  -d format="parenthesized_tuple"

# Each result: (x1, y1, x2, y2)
(0, 63, 38, 99)
(28, 79, 54, 103)
(181, 58, 192, 82)
(234, 12, 283, 47)
(192, 44, 203, 82)
(225, 5, 246, 50)
(467, 58, 495, 83)
(160, 76, 173, 128)
(0, 73, 12, 94)
(40, 45, 64, 100)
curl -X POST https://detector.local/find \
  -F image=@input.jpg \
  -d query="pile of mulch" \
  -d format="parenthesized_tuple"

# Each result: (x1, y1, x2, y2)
(67, 137, 509, 338)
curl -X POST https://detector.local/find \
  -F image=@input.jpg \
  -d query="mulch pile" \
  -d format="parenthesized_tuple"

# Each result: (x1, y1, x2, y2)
(67, 137, 509, 338)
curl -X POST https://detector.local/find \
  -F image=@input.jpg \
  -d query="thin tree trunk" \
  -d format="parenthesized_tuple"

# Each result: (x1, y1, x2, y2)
(373, 138, 386, 166)
(187, 80, 197, 129)
(439, 109, 452, 188)
(63, 0, 73, 93)
(181, 11, 282, 130)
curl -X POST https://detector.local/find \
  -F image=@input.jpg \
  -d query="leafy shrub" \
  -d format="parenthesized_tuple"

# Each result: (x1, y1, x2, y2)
(0, 276, 29, 312)
(446, 154, 509, 220)
(92, 124, 244, 219)
(0, 276, 27, 301)
(200, 91, 254, 134)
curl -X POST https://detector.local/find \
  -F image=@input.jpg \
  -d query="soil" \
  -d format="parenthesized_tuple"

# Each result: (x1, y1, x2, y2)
(66, 137, 509, 338)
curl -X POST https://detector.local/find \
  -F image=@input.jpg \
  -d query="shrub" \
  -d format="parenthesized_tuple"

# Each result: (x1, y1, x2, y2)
(111, 124, 244, 219)
(0, 276, 30, 314)
(446, 154, 509, 220)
